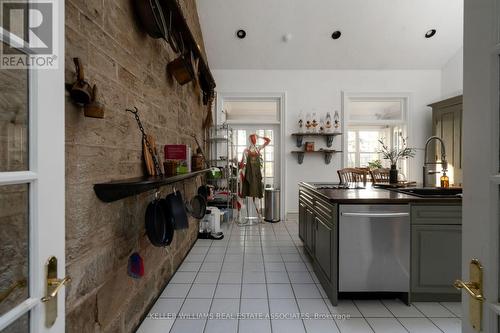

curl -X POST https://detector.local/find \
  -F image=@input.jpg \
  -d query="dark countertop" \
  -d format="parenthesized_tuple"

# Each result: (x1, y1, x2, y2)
(299, 182, 462, 204)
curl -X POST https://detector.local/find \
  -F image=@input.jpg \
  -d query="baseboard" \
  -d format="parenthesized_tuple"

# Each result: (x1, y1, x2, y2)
(286, 211, 298, 220)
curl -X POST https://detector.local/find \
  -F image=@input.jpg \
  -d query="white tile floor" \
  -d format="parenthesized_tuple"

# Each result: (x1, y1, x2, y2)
(137, 219, 461, 333)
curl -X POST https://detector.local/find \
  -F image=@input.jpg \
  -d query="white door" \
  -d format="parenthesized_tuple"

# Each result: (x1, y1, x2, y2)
(0, 1, 66, 332)
(462, 0, 500, 332)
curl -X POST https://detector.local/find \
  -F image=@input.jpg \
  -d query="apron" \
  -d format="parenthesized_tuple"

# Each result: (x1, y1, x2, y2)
(242, 153, 264, 198)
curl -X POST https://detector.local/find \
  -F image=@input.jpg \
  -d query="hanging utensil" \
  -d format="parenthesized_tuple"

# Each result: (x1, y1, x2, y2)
(126, 107, 163, 177)
(134, 0, 168, 39)
(145, 193, 174, 247)
(185, 194, 207, 219)
(70, 58, 92, 105)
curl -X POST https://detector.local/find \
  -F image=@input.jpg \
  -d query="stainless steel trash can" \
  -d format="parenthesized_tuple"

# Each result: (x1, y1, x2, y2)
(264, 188, 280, 222)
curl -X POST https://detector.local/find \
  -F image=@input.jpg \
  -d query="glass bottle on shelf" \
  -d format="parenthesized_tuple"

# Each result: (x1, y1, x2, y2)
(311, 110, 318, 133)
(325, 111, 332, 133)
(298, 111, 304, 133)
(305, 112, 312, 133)
(333, 110, 340, 133)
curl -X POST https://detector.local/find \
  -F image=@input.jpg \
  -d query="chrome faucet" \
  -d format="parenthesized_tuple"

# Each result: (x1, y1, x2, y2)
(423, 136, 448, 187)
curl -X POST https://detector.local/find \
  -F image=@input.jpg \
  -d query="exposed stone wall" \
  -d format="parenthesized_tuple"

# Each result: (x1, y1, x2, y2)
(65, 0, 208, 331)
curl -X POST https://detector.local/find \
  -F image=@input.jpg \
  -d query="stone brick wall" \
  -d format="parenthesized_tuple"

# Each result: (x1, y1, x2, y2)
(65, 0, 208, 331)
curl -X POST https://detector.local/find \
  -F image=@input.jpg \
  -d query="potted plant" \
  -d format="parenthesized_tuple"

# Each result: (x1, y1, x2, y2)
(378, 134, 416, 183)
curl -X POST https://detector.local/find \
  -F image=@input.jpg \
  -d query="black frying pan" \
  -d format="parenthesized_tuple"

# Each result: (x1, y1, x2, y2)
(134, 0, 167, 39)
(165, 191, 189, 229)
(145, 198, 174, 246)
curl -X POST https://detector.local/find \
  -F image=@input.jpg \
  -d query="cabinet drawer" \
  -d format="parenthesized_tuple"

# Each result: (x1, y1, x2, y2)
(411, 205, 462, 225)
(299, 190, 314, 207)
(315, 200, 336, 225)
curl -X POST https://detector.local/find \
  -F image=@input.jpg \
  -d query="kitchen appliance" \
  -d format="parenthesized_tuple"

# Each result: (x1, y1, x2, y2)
(199, 206, 224, 239)
(339, 204, 410, 300)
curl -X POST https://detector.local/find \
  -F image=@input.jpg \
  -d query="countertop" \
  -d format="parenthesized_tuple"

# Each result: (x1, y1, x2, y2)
(299, 182, 462, 204)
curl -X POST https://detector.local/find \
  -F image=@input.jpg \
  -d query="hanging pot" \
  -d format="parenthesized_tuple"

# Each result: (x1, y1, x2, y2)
(167, 53, 195, 85)
(145, 198, 174, 247)
(134, 0, 168, 39)
(83, 85, 105, 118)
(165, 190, 189, 229)
(70, 58, 92, 105)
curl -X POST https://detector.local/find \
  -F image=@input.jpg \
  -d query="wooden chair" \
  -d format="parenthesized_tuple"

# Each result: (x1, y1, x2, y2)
(337, 168, 367, 186)
(370, 168, 391, 183)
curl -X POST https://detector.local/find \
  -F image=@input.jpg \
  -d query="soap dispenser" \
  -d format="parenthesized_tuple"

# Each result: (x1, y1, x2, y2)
(440, 172, 450, 188)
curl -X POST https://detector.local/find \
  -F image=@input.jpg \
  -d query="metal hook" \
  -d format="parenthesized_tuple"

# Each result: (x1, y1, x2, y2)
(173, 186, 177, 195)
(154, 190, 160, 200)
(125, 106, 138, 114)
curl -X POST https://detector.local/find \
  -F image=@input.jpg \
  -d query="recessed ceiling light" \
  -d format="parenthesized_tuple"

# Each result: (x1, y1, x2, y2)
(331, 31, 342, 40)
(425, 29, 437, 38)
(236, 29, 246, 39)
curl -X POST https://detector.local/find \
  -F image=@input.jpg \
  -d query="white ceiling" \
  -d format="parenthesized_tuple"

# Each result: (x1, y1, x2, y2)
(196, 0, 463, 70)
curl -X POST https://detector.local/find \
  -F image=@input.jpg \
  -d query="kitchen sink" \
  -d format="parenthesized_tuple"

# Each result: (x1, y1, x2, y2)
(395, 187, 462, 198)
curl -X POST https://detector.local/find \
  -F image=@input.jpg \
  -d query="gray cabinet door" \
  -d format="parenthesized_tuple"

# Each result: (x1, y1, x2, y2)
(411, 224, 461, 295)
(314, 216, 332, 281)
(298, 202, 306, 241)
(305, 207, 315, 254)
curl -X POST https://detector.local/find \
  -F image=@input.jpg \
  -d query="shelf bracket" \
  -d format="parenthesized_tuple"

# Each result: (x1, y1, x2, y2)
(324, 152, 333, 164)
(296, 152, 305, 164)
(295, 135, 303, 148)
(325, 135, 334, 147)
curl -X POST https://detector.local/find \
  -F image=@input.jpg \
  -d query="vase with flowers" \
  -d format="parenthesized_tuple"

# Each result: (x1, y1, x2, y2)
(378, 134, 416, 184)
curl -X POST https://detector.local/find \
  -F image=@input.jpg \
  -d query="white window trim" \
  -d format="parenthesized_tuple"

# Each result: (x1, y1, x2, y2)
(341, 91, 413, 178)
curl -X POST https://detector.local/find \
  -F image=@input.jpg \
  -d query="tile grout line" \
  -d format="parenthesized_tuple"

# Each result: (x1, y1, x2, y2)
(203, 222, 234, 333)
(276, 220, 309, 333)
(261, 222, 274, 333)
(283, 218, 345, 333)
(168, 238, 213, 333)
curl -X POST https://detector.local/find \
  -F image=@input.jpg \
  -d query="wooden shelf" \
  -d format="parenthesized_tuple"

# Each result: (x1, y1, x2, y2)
(291, 132, 342, 147)
(94, 169, 211, 203)
(291, 150, 342, 165)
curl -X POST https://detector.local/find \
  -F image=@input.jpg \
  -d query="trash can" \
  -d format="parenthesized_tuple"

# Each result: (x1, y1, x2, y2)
(264, 188, 280, 223)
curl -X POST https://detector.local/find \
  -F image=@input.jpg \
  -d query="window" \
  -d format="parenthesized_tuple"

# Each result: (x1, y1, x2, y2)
(347, 125, 409, 178)
(347, 127, 389, 168)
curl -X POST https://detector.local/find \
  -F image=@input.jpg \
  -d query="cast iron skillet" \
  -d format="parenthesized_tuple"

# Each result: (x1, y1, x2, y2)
(145, 198, 174, 246)
(165, 191, 189, 229)
(134, 0, 168, 39)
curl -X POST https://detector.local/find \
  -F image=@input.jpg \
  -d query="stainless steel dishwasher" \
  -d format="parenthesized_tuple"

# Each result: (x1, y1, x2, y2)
(339, 204, 410, 294)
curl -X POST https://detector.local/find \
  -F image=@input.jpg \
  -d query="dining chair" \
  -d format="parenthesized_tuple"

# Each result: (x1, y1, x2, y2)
(370, 168, 391, 183)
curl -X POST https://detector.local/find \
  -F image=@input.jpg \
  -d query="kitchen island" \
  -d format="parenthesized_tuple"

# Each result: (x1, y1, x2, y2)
(298, 182, 462, 306)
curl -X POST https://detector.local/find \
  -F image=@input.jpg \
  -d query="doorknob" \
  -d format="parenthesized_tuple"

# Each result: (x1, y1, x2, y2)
(43, 256, 71, 328)
(453, 279, 485, 302)
(454, 258, 483, 332)
(41, 276, 71, 303)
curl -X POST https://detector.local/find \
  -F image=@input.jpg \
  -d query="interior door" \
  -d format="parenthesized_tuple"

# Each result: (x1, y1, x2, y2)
(0, 1, 65, 332)
(461, 0, 500, 332)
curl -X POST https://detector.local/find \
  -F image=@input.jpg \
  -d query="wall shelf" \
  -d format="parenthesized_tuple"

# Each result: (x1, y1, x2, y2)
(291, 132, 342, 147)
(94, 168, 211, 203)
(291, 150, 342, 165)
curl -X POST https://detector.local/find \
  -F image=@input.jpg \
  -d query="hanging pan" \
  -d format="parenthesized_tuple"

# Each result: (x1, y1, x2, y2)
(185, 194, 207, 219)
(145, 194, 174, 247)
(134, 0, 168, 39)
(165, 190, 189, 229)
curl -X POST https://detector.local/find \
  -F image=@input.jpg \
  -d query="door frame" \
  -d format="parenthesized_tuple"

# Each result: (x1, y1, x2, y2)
(0, 0, 65, 331)
(216, 91, 286, 220)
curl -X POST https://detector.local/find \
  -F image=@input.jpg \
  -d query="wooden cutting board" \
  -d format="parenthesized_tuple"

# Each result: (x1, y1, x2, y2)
(143, 134, 160, 176)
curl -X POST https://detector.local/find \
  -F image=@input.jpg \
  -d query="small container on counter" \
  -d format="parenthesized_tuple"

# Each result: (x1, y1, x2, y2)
(163, 160, 178, 177)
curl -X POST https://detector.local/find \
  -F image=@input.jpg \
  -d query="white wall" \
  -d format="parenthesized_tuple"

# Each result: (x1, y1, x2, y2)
(214, 70, 442, 214)
(441, 47, 463, 99)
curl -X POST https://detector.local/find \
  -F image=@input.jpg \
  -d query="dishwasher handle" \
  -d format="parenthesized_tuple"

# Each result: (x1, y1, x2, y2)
(341, 212, 409, 218)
